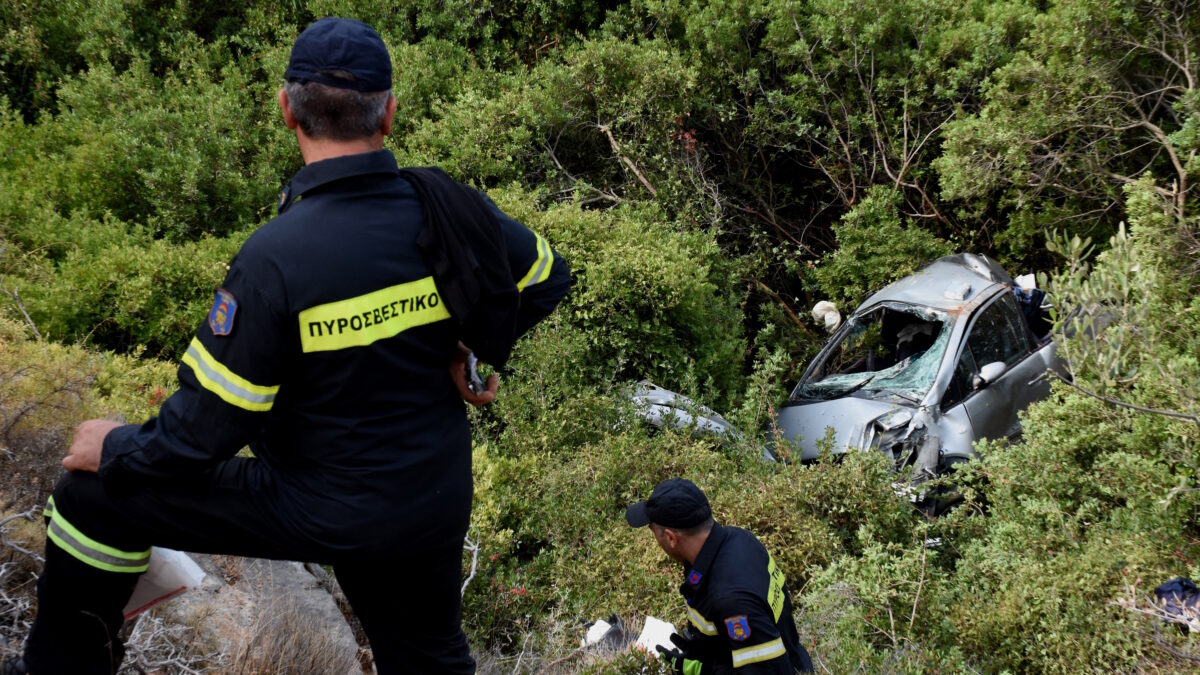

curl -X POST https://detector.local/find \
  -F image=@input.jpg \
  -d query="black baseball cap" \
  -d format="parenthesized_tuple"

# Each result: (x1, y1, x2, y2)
(285, 18, 392, 92)
(625, 478, 712, 529)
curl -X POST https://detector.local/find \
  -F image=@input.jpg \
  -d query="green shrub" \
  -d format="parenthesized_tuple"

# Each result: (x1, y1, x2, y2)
(800, 525, 970, 673)
(811, 186, 955, 308)
(490, 187, 746, 414)
(24, 233, 241, 358)
(50, 48, 292, 240)
(399, 35, 704, 219)
(309, 0, 617, 65)
(0, 317, 175, 510)
(387, 38, 483, 137)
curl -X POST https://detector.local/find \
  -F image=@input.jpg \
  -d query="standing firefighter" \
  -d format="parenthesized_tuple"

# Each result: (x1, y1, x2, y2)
(626, 479, 815, 674)
(10, 17, 569, 675)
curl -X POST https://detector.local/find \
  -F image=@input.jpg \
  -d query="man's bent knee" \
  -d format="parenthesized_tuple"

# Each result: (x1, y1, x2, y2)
(47, 472, 151, 574)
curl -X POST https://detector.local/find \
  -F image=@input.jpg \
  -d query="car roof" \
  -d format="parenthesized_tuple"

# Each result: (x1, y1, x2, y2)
(858, 253, 1014, 313)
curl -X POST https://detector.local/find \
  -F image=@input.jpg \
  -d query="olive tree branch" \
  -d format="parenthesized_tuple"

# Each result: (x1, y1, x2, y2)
(1049, 371, 1200, 428)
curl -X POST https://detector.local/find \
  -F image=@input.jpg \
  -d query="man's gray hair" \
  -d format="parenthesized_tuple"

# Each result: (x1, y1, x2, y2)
(284, 76, 391, 141)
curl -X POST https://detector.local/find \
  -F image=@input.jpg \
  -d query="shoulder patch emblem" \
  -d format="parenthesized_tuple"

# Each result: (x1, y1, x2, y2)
(687, 570, 703, 586)
(278, 186, 289, 212)
(725, 615, 751, 642)
(209, 288, 238, 336)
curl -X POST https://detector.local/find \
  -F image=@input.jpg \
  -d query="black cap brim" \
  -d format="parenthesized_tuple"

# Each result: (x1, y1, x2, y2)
(625, 501, 651, 527)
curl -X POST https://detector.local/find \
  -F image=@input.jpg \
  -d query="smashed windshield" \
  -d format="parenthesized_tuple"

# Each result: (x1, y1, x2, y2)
(793, 304, 952, 403)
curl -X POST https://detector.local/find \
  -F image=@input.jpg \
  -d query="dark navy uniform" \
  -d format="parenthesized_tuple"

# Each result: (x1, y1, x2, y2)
(677, 524, 813, 674)
(25, 149, 569, 674)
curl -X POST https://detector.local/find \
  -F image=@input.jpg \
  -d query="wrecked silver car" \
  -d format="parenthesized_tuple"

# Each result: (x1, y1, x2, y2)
(777, 253, 1063, 477)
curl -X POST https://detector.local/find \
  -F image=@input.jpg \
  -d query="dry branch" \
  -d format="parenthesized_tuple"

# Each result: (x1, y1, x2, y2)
(598, 124, 657, 197)
(0, 287, 41, 341)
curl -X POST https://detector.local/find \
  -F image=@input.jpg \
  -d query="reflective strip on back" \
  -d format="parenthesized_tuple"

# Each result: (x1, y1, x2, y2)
(299, 276, 450, 353)
(45, 497, 150, 574)
(182, 338, 279, 412)
(731, 637, 785, 668)
(767, 554, 786, 622)
(517, 233, 553, 291)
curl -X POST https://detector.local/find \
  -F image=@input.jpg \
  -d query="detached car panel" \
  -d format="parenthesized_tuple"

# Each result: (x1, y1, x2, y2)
(778, 254, 1063, 473)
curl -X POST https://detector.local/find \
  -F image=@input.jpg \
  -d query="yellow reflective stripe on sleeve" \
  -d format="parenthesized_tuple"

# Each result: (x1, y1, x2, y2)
(731, 637, 786, 668)
(687, 604, 719, 635)
(682, 659, 703, 675)
(45, 497, 150, 574)
(767, 554, 786, 622)
(298, 276, 451, 353)
(516, 232, 553, 291)
(182, 338, 279, 412)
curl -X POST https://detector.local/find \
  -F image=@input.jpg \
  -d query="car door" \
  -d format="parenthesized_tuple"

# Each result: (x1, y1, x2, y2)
(946, 291, 1047, 442)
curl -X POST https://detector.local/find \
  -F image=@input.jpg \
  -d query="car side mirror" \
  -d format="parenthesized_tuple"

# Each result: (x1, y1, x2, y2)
(973, 361, 1008, 389)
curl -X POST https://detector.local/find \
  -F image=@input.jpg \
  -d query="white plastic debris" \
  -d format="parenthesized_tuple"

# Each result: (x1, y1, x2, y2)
(635, 616, 678, 654)
(811, 301, 841, 332)
(1015, 273, 1036, 290)
(582, 614, 633, 652)
(582, 618, 614, 647)
(122, 547, 206, 619)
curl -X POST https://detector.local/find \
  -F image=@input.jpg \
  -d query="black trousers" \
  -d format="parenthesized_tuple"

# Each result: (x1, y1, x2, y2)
(23, 465, 475, 674)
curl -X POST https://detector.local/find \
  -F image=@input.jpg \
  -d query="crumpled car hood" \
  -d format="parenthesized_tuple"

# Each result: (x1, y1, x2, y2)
(776, 397, 913, 462)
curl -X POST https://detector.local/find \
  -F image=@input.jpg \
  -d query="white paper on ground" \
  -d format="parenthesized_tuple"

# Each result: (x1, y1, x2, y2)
(122, 547, 206, 619)
(635, 615, 677, 653)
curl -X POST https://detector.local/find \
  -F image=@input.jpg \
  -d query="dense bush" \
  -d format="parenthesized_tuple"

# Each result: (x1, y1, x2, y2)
(488, 188, 747, 412)
(24, 234, 241, 358)
(811, 186, 956, 308)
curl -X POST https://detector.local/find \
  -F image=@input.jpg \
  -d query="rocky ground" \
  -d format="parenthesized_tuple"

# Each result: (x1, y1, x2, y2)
(1, 521, 368, 674)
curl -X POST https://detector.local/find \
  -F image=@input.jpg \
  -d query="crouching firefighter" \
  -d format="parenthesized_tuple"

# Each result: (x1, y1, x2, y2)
(626, 479, 815, 674)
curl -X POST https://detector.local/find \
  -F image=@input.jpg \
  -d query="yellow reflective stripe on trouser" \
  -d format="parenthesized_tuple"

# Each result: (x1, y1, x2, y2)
(298, 275, 450, 353)
(182, 338, 279, 411)
(767, 554, 786, 622)
(516, 232, 553, 291)
(687, 603, 719, 635)
(731, 637, 786, 668)
(44, 497, 150, 573)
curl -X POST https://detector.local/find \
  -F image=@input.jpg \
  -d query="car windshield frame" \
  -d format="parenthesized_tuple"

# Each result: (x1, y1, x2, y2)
(792, 302, 953, 404)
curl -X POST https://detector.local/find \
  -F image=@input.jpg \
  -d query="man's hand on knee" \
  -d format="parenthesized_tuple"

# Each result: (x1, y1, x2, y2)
(63, 419, 121, 473)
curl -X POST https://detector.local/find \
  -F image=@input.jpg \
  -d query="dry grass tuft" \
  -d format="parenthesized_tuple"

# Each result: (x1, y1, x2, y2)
(227, 599, 359, 674)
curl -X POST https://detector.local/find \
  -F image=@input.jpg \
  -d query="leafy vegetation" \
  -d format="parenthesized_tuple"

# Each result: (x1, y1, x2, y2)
(1, 0, 1198, 671)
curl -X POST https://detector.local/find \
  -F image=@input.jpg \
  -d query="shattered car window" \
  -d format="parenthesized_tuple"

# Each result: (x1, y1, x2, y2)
(793, 304, 952, 403)
(966, 293, 1031, 367)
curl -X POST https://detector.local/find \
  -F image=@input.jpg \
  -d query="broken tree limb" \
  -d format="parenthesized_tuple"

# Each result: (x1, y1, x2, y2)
(752, 280, 817, 342)
(461, 535, 478, 597)
(0, 286, 41, 341)
(598, 124, 657, 196)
